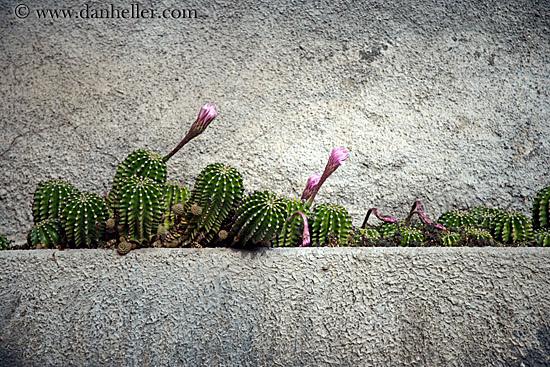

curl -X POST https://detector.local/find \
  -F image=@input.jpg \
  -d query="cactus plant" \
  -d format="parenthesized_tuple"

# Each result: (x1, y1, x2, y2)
(116, 176, 165, 245)
(174, 163, 244, 246)
(276, 197, 308, 247)
(492, 211, 533, 244)
(27, 218, 64, 249)
(462, 226, 493, 242)
(310, 203, 352, 246)
(32, 180, 79, 223)
(534, 228, 550, 246)
(471, 206, 502, 232)
(61, 192, 110, 247)
(438, 210, 477, 229)
(398, 226, 424, 246)
(533, 186, 550, 229)
(230, 191, 289, 247)
(0, 235, 11, 250)
(163, 182, 190, 230)
(441, 230, 461, 246)
(379, 223, 400, 238)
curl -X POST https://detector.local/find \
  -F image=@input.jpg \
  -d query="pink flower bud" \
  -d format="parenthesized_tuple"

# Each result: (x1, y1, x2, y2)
(306, 147, 349, 206)
(301, 174, 321, 201)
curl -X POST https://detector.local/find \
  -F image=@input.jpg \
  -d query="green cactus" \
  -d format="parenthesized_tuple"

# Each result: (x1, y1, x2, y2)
(399, 226, 424, 246)
(276, 197, 308, 247)
(107, 149, 168, 210)
(533, 186, 550, 229)
(462, 226, 493, 241)
(175, 163, 244, 246)
(61, 192, 110, 247)
(441, 230, 461, 246)
(379, 223, 400, 238)
(32, 180, 79, 223)
(231, 191, 288, 247)
(163, 182, 190, 230)
(0, 235, 11, 250)
(534, 228, 550, 246)
(311, 203, 352, 246)
(116, 176, 165, 245)
(349, 226, 381, 247)
(471, 206, 502, 232)
(438, 210, 477, 229)
(27, 218, 64, 249)
(492, 211, 533, 244)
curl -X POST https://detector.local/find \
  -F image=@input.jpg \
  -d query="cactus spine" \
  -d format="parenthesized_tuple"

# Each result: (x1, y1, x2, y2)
(27, 218, 64, 249)
(399, 226, 424, 246)
(493, 211, 533, 244)
(61, 192, 109, 247)
(533, 186, 550, 229)
(276, 197, 308, 247)
(534, 228, 550, 246)
(116, 176, 165, 245)
(176, 163, 244, 246)
(231, 191, 288, 247)
(438, 210, 477, 229)
(441, 231, 461, 246)
(311, 203, 352, 246)
(33, 180, 79, 223)
(163, 182, 190, 230)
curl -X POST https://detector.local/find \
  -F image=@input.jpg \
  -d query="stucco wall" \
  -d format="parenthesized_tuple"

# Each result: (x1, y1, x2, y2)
(1, 248, 549, 366)
(1, 0, 549, 239)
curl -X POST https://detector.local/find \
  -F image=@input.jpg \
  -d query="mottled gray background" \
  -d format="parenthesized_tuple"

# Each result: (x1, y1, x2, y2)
(1, 0, 549, 239)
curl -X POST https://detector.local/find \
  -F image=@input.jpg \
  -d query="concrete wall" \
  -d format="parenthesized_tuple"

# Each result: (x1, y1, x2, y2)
(1, 248, 549, 366)
(1, 0, 549, 239)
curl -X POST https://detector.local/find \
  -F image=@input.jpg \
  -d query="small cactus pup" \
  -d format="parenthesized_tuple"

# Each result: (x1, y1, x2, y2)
(163, 182, 190, 230)
(534, 228, 550, 246)
(176, 163, 244, 247)
(461, 226, 494, 246)
(32, 180, 79, 223)
(305, 147, 349, 207)
(0, 235, 11, 250)
(230, 191, 288, 247)
(116, 176, 165, 245)
(493, 211, 533, 244)
(398, 226, 424, 247)
(61, 192, 110, 248)
(311, 203, 352, 246)
(441, 230, 461, 246)
(117, 240, 136, 255)
(276, 197, 309, 247)
(438, 209, 477, 229)
(27, 218, 64, 249)
(533, 186, 550, 229)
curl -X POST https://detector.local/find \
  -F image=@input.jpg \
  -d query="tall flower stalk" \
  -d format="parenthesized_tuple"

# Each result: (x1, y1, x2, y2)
(305, 147, 349, 207)
(163, 103, 218, 161)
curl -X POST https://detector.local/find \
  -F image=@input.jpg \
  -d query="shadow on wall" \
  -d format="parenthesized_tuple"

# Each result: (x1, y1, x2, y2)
(514, 323, 550, 366)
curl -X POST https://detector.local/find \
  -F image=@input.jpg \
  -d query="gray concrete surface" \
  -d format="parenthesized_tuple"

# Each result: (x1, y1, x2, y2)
(1, 0, 549, 239)
(0, 247, 549, 366)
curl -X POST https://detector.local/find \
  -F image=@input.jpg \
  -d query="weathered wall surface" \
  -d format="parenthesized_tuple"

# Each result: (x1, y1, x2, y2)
(1, 248, 549, 366)
(1, 0, 549, 238)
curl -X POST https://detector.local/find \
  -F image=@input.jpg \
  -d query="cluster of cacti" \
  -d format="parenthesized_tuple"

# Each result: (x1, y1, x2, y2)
(27, 218, 64, 249)
(115, 176, 165, 245)
(492, 211, 533, 244)
(310, 203, 352, 246)
(230, 191, 288, 247)
(170, 163, 244, 247)
(163, 182, 190, 230)
(33, 180, 79, 223)
(533, 186, 550, 229)
(438, 210, 477, 229)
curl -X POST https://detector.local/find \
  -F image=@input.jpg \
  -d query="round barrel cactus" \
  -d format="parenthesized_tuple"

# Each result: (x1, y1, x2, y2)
(471, 206, 502, 233)
(27, 218, 64, 249)
(534, 228, 550, 246)
(276, 197, 308, 247)
(438, 210, 477, 229)
(231, 191, 288, 247)
(533, 186, 550, 229)
(116, 176, 165, 245)
(33, 180, 79, 223)
(379, 223, 400, 238)
(61, 192, 110, 248)
(441, 231, 461, 246)
(311, 203, 352, 246)
(493, 211, 533, 244)
(399, 226, 424, 246)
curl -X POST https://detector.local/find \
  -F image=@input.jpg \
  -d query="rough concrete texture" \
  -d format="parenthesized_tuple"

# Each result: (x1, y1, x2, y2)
(0, 248, 549, 366)
(1, 0, 549, 239)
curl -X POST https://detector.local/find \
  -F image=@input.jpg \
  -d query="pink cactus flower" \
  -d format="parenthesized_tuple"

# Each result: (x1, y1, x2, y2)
(306, 147, 349, 206)
(301, 174, 321, 201)
(164, 103, 218, 161)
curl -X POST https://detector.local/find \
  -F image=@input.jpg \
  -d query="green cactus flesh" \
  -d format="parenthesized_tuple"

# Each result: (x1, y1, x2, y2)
(0, 235, 11, 250)
(311, 203, 352, 246)
(463, 226, 493, 241)
(534, 228, 550, 246)
(533, 186, 550, 229)
(27, 218, 64, 249)
(117, 176, 165, 245)
(163, 182, 190, 230)
(61, 192, 109, 247)
(493, 211, 533, 244)
(275, 197, 308, 247)
(231, 191, 288, 247)
(399, 226, 424, 246)
(32, 180, 79, 223)
(178, 163, 244, 246)
(471, 206, 502, 233)
(108, 149, 168, 210)
(438, 210, 477, 229)
(441, 231, 461, 246)
(379, 223, 400, 238)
